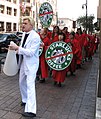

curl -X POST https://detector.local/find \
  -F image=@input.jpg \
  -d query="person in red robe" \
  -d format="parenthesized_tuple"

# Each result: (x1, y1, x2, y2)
(67, 31, 81, 75)
(62, 27, 70, 40)
(48, 26, 60, 77)
(51, 25, 60, 43)
(52, 32, 67, 87)
(82, 30, 89, 62)
(75, 28, 83, 69)
(87, 33, 95, 60)
(38, 28, 51, 83)
(93, 33, 100, 53)
(47, 28, 52, 39)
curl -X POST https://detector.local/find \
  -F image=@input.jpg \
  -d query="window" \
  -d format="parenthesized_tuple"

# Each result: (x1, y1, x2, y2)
(13, 0, 16, 4)
(14, 9, 17, 16)
(13, 23, 16, 31)
(7, 7, 12, 15)
(22, 0, 30, 3)
(0, 5, 4, 14)
(6, 22, 11, 32)
(25, 7, 30, 16)
(0, 22, 4, 31)
(6, 0, 11, 2)
(26, 0, 30, 2)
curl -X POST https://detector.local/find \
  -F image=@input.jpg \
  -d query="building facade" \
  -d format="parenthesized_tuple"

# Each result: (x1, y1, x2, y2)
(58, 18, 74, 32)
(0, 0, 20, 32)
(0, 0, 57, 32)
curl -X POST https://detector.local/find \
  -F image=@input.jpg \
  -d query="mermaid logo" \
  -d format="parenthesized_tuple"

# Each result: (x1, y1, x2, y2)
(39, 2, 53, 28)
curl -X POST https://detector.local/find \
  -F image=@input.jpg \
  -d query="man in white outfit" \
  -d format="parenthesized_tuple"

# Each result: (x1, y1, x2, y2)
(9, 16, 41, 117)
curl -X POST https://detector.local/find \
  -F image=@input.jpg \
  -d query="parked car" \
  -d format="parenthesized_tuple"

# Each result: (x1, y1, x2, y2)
(0, 33, 21, 53)
(15, 31, 23, 38)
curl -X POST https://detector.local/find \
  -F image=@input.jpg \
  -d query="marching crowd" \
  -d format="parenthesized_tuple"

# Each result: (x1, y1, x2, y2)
(8, 17, 100, 117)
(36, 26, 100, 87)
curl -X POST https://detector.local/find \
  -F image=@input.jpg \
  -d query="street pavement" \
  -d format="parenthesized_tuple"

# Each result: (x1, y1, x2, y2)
(0, 51, 99, 119)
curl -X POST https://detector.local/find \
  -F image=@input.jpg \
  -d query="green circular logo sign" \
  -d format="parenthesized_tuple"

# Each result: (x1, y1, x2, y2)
(45, 41, 73, 71)
(39, 2, 53, 28)
(39, 46, 43, 56)
(39, 40, 43, 56)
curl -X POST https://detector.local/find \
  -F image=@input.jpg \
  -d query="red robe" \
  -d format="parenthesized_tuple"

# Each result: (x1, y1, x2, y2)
(70, 38, 81, 72)
(40, 36, 51, 78)
(82, 33, 89, 59)
(66, 38, 80, 73)
(83, 34, 89, 59)
(87, 35, 95, 58)
(64, 32, 70, 40)
(47, 31, 52, 39)
(51, 34, 59, 43)
(93, 35, 100, 53)
(75, 33, 82, 65)
(52, 70, 67, 83)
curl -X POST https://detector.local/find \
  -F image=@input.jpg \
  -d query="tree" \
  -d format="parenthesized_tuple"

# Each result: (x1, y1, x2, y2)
(77, 15, 95, 33)
(94, 21, 100, 31)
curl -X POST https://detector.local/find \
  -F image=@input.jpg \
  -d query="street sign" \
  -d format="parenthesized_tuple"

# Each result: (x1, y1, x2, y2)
(45, 41, 73, 71)
(39, 2, 53, 28)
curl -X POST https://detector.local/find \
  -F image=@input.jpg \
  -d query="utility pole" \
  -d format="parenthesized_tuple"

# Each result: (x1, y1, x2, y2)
(86, 0, 87, 33)
(56, 12, 58, 25)
(82, 0, 88, 33)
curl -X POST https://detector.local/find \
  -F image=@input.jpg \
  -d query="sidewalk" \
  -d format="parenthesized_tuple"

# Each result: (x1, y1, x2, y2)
(0, 51, 99, 119)
(96, 97, 101, 119)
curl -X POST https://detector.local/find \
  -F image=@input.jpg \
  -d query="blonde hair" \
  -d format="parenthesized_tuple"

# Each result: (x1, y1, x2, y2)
(22, 16, 35, 27)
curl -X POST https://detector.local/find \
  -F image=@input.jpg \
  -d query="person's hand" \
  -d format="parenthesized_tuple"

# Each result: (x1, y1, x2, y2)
(8, 41, 19, 51)
(40, 42, 44, 47)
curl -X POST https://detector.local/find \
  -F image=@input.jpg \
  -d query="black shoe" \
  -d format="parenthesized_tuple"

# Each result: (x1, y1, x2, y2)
(85, 58, 87, 62)
(71, 72, 76, 76)
(76, 64, 81, 69)
(22, 112, 36, 117)
(21, 102, 26, 106)
(58, 82, 62, 87)
(39, 78, 45, 83)
(36, 75, 40, 81)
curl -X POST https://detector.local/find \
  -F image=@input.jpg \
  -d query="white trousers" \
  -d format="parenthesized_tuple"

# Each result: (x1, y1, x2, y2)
(19, 62, 37, 114)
